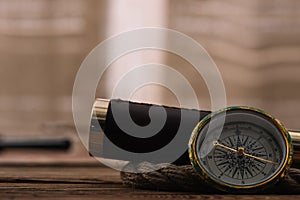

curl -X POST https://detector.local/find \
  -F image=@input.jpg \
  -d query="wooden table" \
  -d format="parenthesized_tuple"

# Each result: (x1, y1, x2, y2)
(0, 124, 299, 199)
(0, 163, 299, 200)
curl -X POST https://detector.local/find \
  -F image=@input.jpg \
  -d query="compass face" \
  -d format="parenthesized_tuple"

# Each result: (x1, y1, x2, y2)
(189, 107, 293, 192)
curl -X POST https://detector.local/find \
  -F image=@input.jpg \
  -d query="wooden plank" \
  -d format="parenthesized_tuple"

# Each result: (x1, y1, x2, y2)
(0, 165, 299, 199)
(0, 166, 120, 183)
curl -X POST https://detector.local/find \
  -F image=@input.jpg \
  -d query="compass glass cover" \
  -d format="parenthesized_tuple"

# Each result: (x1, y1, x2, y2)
(190, 107, 291, 190)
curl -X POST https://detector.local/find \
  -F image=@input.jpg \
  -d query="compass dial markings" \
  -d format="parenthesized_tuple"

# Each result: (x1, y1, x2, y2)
(191, 108, 290, 192)
(201, 123, 282, 183)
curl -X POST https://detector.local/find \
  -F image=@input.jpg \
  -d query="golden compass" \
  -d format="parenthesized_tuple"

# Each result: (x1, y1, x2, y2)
(189, 106, 295, 193)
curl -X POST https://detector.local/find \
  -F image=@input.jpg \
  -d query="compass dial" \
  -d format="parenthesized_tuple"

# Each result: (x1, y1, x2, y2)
(189, 107, 293, 193)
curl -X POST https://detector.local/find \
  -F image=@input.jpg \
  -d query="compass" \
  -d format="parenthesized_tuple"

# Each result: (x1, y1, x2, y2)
(189, 106, 293, 193)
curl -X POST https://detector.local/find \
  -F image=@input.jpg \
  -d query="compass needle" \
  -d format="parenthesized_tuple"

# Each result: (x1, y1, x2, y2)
(244, 153, 277, 165)
(214, 140, 277, 164)
(213, 141, 238, 153)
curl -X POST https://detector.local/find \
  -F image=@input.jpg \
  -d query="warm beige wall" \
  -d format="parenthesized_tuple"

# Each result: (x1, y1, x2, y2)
(0, 0, 108, 134)
(0, 0, 299, 135)
(168, 0, 300, 129)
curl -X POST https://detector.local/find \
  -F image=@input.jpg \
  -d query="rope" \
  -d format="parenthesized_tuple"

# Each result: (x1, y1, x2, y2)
(120, 162, 300, 194)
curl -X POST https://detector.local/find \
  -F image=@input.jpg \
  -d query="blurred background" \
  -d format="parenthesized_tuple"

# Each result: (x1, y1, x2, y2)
(0, 0, 299, 163)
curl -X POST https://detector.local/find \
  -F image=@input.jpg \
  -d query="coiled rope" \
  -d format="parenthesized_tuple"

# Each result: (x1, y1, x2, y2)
(121, 162, 300, 194)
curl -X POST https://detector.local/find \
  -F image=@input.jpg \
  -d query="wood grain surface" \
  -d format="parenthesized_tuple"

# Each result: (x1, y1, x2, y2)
(0, 164, 299, 200)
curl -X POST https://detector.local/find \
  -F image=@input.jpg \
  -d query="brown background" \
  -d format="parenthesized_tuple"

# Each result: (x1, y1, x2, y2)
(0, 0, 299, 160)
